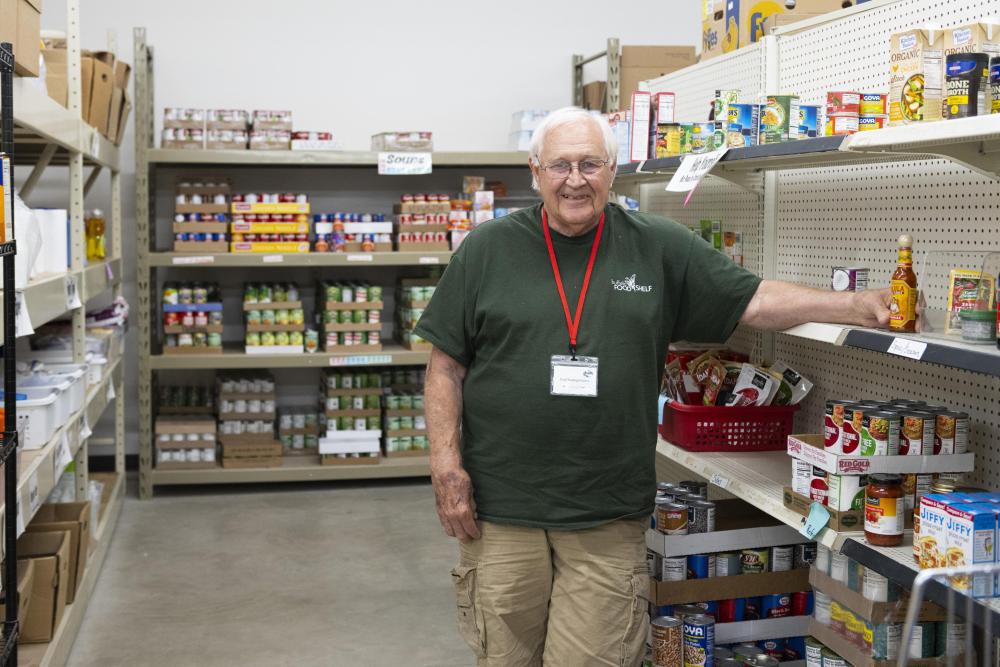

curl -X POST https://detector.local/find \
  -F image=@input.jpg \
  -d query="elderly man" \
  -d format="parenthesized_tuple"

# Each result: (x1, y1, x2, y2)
(416, 107, 889, 666)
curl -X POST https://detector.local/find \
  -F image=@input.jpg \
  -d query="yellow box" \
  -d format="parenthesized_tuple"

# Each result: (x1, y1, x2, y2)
(231, 202, 310, 215)
(231, 222, 309, 234)
(230, 242, 310, 254)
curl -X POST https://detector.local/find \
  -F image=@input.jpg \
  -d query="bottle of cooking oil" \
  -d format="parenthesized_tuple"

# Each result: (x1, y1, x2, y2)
(890, 234, 918, 333)
(85, 209, 106, 262)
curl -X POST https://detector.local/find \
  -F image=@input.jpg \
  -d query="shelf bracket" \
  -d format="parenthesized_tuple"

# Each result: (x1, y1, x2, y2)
(84, 166, 103, 197)
(18, 143, 57, 199)
(711, 167, 764, 195)
(921, 142, 1000, 181)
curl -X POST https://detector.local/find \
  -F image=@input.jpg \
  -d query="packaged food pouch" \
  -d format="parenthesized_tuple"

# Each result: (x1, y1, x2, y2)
(715, 361, 745, 406)
(725, 363, 778, 407)
(769, 361, 814, 405)
(691, 352, 727, 406)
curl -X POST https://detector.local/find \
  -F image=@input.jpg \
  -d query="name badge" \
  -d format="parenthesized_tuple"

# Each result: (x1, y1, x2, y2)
(550, 355, 599, 397)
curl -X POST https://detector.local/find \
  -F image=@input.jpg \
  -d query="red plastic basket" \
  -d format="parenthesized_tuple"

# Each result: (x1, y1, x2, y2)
(660, 401, 799, 452)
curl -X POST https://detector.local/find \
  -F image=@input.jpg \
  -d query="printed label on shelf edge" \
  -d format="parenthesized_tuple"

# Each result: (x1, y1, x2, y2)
(346, 254, 374, 262)
(418, 256, 440, 264)
(800, 501, 831, 540)
(106, 262, 114, 280)
(90, 131, 101, 158)
(107, 379, 116, 401)
(172, 255, 215, 265)
(886, 337, 927, 360)
(666, 147, 728, 202)
(262, 255, 284, 263)
(329, 354, 393, 367)
(377, 152, 433, 176)
(80, 414, 93, 440)
(55, 431, 73, 474)
(709, 473, 730, 489)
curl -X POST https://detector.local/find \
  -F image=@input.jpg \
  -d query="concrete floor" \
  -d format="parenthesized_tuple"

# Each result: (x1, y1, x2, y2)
(66, 477, 471, 667)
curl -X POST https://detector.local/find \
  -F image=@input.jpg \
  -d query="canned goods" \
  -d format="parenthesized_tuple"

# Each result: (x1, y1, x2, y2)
(656, 500, 689, 535)
(847, 559, 864, 592)
(934, 411, 969, 454)
(824, 399, 854, 454)
(900, 411, 935, 455)
(714, 648, 732, 662)
(650, 616, 683, 667)
(740, 548, 769, 574)
(687, 554, 715, 579)
(688, 500, 716, 534)
(793, 543, 817, 569)
(804, 637, 823, 667)
(821, 647, 847, 667)
(714, 552, 741, 577)
(813, 591, 832, 624)
(908, 622, 936, 659)
(672, 605, 707, 621)
(749, 652, 780, 667)
(863, 568, 897, 602)
(716, 598, 745, 623)
(661, 557, 687, 582)
(815, 544, 831, 574)
(861, 410, 901, 456)
(791, 591, 812, 616)
(760, 593, 791, 618)
(770, 546, 793, 572)
(830, 552, 850, 584)
(682, 615, 714, 667)
(872, 622, 903, 660)
(731, 644, 761, 662)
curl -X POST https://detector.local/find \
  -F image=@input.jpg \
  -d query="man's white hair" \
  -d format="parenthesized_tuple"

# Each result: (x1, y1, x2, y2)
(529, 107, 618, 190)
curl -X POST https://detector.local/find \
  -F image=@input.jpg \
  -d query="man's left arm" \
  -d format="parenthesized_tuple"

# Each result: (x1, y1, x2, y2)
(740, 280, 892, 332)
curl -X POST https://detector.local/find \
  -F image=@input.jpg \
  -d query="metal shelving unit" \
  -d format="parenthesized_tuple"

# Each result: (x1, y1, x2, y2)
(572, 38, 621, 113)
(629, 0, 1000, 639)
(1, 2, 127, 662)
(134, 28, 531, 498)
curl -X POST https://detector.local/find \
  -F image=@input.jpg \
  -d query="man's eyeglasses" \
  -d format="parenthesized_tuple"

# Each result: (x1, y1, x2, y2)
(539, 159, 610, 179)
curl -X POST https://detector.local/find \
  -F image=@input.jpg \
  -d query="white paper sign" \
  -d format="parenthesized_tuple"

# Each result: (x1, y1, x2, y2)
(418, 256, 440, 265)
(107, 380, 116, 401)
(65, 274, 82, 309)
(172, 255, 215, 265)
(346, 254, 374, 263)
(80, 414, 93, 440)
(377, 152, 433, 175)
(55, 432, 74, 474)
(666, 147, 729, 194)
(262, 255, 284, 263)
(887, 337, 927, 360)
(28, 472, 41, 516)
(15, 290, 34, 337)
(106, 262, 115, 280)
(709, 473, 731, 489)
(16, 502, 25, 538)
(90, 132, 101, 158)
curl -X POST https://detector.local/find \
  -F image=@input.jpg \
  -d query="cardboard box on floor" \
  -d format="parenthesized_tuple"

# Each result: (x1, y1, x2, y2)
(618, 46, 696, 110)
(26, 501, 91, 604)
(17, 530, 71, 644)
(0, 0, 42, 77)
(0, 559, 36, 632)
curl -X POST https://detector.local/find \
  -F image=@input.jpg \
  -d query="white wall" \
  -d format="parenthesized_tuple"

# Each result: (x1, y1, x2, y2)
(32, 0, 700, 456)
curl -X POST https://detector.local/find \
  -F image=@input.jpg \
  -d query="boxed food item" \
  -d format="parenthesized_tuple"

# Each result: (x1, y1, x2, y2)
(41, 43, 69, 107)
(25, 502, 91, 604)
(163, 108, 206, 130)
(0, 558, 34, 631)
(760, 95, 800, 144)
(162, 127, 204, 150)
(17, 530, 71, 643)
(371, 131, 433, 152)
(798, 104, 820, 138)
(889, 28, 945, 125)
(82, 51, 116, 136)
(740, 0, 862, 48)
(942, 22, 1000, 118)
(291, 131, 337, 151)
(607, 111, 631, 164)
(945, 502, 998, 597)
(206, 129, 248, 150)
(701, 0, 729, 60)
(629, 92, 651, 162)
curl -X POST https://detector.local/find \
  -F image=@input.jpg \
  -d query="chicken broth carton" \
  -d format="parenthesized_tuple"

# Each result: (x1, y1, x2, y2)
(945, 502, 997, 598)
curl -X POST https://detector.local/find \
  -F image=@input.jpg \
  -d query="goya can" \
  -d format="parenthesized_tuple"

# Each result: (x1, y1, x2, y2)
(682, 615, 714, 667)
(651, 616, 683, 667)
(740, 548, 769, 574)
(860, 410, 901, 456)
(901, 411, 935, 455)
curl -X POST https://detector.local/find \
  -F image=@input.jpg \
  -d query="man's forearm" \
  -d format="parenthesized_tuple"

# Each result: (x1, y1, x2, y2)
(740, 279, 890, 332)
(425, 348, 466, 469)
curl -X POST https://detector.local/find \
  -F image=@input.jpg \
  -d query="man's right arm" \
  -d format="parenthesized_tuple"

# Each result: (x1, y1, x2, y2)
(425, 346, 480, 542)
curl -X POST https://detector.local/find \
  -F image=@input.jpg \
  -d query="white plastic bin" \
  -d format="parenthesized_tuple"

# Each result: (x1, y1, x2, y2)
(4, 390, 60, 449)
(20, 369, 84, 419)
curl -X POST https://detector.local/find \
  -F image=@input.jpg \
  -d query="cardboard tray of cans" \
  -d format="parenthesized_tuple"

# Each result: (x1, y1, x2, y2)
(385, 429, 427, 438)
(400, 298, 430, 309)
(176, 203, 228, 215)
(279, 427, 321, 437)
(173, 222, 229, 235)
(163, 324, 224, 335)
(324, 344, 383, 354)
(324, 409, 380, 419)
(397, 241, 451, 252)
(163, 345, 224, 356)
(807, 619, 963, 667)
(398, 338, 433, 351)
(649, 568, 811, 605)
(174, 241, 228, 253)
(219, 439, 282, 457)
(155, 416, 216, 435)
(157, 405, 216, 415)
(232, 222, 309, 234)
(323, 301, 384, 311)
(342, 242, 394, 253)
(231, 242, 310, 254)
(383, 448, 429, 459)
(243, 301, 302, 311)
(231, 203, 309, 215)
(246, 323, 305, 333)
(324, 388, 382, 398)
(646, 500, 808, 557)
(157, 459, 220, 470)
(396, 223, 449, 234)
(176, 180, 230, 196)
(320, 453, 381, 466)
(808, 568, 945, 623)
(783, 487, 865, 532)
(218, 412, 276, 422)
(385, 409, 423, 418)
(218, 392, 276, 402)
(322, 322, 381, 333)
(787, 435, 975, 475)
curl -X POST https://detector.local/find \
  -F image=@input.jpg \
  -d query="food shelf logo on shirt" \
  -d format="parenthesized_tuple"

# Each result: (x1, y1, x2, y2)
(611, 274, 652, 293)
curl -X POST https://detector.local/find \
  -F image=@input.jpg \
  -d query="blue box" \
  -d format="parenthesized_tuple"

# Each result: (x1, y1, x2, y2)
(798, 105, 820, 139)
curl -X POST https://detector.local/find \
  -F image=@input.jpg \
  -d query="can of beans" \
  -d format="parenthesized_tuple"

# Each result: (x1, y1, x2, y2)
(661, 557, 687, 582)
(682, 615, 714, 667)
(650, 616, 683, 667)
(793, 543, 817, 569)
(656, 501, 689, 535)
(688, 499, 716, 534)
(687, 554, 715, 579)
(825, 400, 855, 454)
(861, 410, 901, 456)
(760, 593, 791, 618)
(934, 411, 969, 454)
(804, 637, 823, 667)
(908, 621, 936, 659)
(741, 548, 770, 574)
(901, 411, 935, 455)
(771, 546, 793, 572)
(821, 647, 847, 667)
(716, 598, 745, 623)
(791, 591, 813, 616)
(715, 552, 741, 577)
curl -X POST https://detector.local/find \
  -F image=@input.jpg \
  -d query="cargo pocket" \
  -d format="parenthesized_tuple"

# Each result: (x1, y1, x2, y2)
(451, 565, 486, 659)
(620, 566, 651, 667)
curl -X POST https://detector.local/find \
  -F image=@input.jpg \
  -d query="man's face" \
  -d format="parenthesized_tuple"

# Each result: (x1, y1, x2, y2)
(530, 120, 615, 231)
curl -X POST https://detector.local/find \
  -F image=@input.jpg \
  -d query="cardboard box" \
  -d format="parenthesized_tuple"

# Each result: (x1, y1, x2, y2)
(809, 567, 946, 622)
(647, 499, 807, 556)
(649, 568, 810, 605)
(742, 0, 861, 48)
(0, 0, 42, 76)
(582, 81, 607, 112)
(787, 434, 975, 475)
(0, 558, 35, 631)
(155, 416, 216, 435)
(26, 502, 90, 604)
(784, 486, 864, 532)
(82, 51, 116, 135)
(945, 503, 998, 598)
(701, 0, 729, 61)
(17, 530, 71, 644)
(889, 28, 945, 125)
(41, 46, 68, 107)
(619, 46, 696, 105)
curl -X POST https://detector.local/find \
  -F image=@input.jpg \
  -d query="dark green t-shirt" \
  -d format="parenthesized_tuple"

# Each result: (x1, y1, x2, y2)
(415, 203, 761, 529)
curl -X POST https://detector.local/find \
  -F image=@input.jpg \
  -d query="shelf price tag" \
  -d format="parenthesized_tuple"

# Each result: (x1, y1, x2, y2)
(418, 256, 440, 265)
(28, 471, 41, 517)
(666, 147, 728, 205)
(800, 501, 831, 540)
(107, 379, 116, 401)
(378, 152, 433, 176)
(106, 262, 115, 280)
(80, 414, 93, 441)
(90, 132, 101, 158)
(65, 274, 82, 309)
(172, 256, 214, 265)
(708, 473, 730, 489)
(262, 255, 284, 264)
(15, 290, 34, 337)
(329, 354, 393, 367)
(886, 337, 927, 361)
(346, 254, 374, 263)
(55, 431, 74, 476)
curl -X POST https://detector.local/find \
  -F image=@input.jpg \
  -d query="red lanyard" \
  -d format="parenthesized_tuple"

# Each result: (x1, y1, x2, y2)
(541, 208, 605, 359)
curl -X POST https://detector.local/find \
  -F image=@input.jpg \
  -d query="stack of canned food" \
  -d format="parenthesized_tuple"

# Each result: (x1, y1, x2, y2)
(824, 397, 969, 458)
(162, 282, 224, 350)
(320, 281, 383, 350)
(243, 282, 312, 350)
(322, 370, 383, 434)
(648, 611, 808, 667)
(278, 412, 320, 453)
(155, 432, 217, 465)
(157, 385, 216, 412)
(826, 92, 888, 136)
(385, 391, 428, 455)
(313, 212, 393, 253)
(231, 193, 310, 243)
(397, 283, 436, 349)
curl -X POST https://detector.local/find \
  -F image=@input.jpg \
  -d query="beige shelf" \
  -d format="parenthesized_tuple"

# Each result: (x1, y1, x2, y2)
(149, 251, 453, 267)
(18, 473, 125, 667)
(150, 345, 428, 370)
(147, 148, 528, 167)
(151, 454, 430, 484)
(83, 258, 123, 303)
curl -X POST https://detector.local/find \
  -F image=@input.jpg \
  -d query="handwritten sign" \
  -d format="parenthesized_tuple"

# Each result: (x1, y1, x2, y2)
(378, 152, 433, 176)
(709, 473, 731, 489)
(887, 337, 927, 361)
(666, 147, 728, 204)
(800, 502, 831, 540)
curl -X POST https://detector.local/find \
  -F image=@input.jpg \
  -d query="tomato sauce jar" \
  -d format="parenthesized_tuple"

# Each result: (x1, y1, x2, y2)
(865, 474, 905, 546)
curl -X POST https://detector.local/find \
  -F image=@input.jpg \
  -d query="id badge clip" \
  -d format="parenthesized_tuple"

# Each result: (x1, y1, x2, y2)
(550, 355, 598, 397)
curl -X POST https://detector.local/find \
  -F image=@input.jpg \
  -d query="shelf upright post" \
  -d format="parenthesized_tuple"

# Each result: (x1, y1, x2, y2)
(572, 53, 584, 107)
(1, 39, 20, 666)
(605, 38, 620, 114)
(134, 28, 155, 499)
(111, 168, 125, 475)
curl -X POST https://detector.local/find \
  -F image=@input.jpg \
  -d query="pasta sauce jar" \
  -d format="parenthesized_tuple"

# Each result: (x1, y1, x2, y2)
(865, 474, 905, 546)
